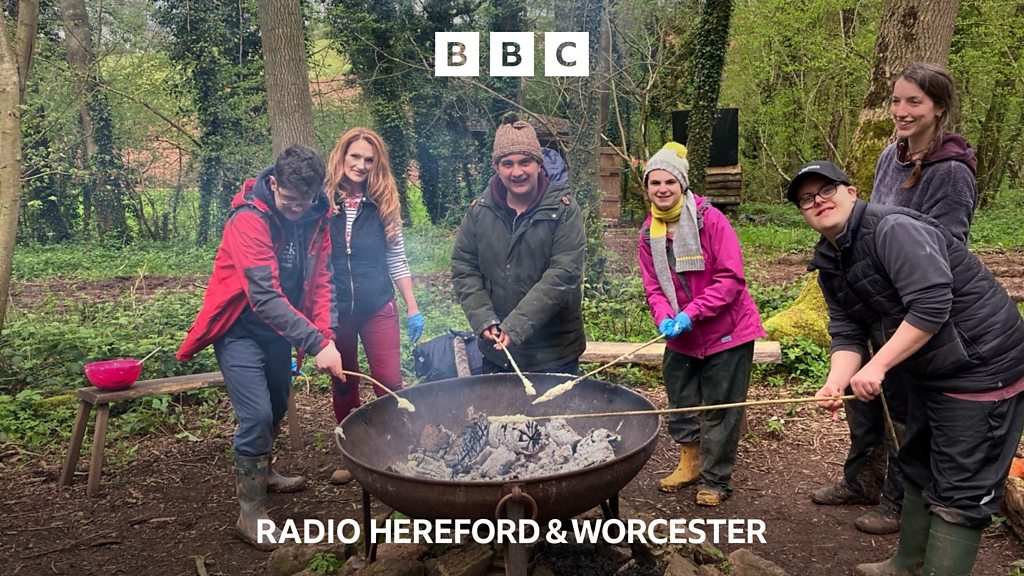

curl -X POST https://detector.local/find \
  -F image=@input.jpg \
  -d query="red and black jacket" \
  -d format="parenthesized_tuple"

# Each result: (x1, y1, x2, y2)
(177, 167, 336, 362)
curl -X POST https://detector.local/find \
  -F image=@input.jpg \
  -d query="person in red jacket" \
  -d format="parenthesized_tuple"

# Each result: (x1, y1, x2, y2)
(177, 145, 344, 550)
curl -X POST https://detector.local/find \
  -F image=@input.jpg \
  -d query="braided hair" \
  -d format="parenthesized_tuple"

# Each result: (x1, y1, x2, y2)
(892, 63, 960, 189)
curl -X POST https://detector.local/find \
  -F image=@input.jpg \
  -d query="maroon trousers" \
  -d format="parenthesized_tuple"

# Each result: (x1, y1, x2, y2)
(331, 299, 403, 423)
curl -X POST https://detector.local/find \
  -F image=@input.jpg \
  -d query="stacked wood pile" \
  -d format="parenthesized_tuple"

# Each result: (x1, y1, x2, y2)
(704, 164, 742, 208)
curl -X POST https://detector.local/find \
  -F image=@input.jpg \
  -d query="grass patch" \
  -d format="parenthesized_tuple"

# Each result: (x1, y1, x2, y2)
(971, 188, 1024, 249)
(13, 240, 216, 280)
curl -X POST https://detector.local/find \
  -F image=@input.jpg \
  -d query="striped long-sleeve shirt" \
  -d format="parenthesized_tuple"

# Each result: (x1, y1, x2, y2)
(343, 194, 411, 282)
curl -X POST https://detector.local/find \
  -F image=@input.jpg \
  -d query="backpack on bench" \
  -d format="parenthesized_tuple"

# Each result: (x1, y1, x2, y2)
(412, 330, 484, 382)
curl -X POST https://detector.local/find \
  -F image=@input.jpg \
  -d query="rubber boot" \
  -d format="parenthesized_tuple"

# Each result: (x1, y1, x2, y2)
(234, 454, 279, 551)
(920, 516, 982, 576)
(267, 454, 306, 493)
(658, 443, 700, 493)
(855, 484, 930, 576)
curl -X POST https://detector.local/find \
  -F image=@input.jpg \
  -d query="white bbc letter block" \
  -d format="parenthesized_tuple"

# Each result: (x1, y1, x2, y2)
(490, 32, 534, 77)
(435, 32, 479, 77)
(544, 32, 589, 77)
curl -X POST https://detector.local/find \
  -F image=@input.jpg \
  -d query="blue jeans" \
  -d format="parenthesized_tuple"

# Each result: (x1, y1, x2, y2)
(214, 326, 292, 456)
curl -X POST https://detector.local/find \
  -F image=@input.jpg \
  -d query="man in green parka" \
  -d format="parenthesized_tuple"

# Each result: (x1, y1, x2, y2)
(451, 114, 586, 375)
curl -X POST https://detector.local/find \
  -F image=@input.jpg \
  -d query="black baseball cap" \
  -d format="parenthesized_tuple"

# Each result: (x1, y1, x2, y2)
(786, 160, 852, 203)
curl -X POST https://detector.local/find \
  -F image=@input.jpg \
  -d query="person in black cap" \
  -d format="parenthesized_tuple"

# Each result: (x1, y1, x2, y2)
(812, 63, 979, 537)
(789, 160, 1024, 576)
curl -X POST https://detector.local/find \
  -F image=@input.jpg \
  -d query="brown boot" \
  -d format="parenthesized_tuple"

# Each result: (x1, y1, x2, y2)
(658, 443, 700, 493)
(695, 487, 729, 507)
(267, 455, 306, 493)
(811, 482, 878, 506)
(330, 467, 354, 485)
(854, 561, 919, 576)
(234, 454, 279, 551)
(855, 504, 901, 535)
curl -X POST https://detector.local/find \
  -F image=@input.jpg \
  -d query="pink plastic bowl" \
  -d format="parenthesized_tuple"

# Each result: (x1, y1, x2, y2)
(84, 359, 143, 391)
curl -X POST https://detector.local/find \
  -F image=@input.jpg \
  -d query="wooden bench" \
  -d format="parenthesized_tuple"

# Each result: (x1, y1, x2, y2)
(581, 339, 781, 365)
(59, 371, 302, 497)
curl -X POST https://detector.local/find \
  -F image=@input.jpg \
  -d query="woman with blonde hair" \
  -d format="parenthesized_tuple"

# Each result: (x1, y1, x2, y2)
(325, 127, 424, 484)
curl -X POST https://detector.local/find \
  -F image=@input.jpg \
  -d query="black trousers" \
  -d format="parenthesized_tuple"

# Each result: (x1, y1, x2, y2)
(900, 387, 1024, 527)
(841, 367, 910, 510)
(662, 341, 754, 493)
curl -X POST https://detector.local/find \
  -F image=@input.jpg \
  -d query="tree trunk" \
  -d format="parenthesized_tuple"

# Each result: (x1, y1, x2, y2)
(62, 0, 128, 239)
(687, 0, 734, 196)
(257, 0, 316, 156)
(0, 0, 40, 335)
(846, 0, 960, 196)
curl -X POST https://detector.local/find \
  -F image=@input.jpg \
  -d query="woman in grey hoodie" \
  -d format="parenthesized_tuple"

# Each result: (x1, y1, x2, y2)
(872, 63, 977, 244)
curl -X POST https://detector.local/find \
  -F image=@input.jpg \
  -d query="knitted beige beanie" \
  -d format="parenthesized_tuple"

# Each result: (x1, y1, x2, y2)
(492, 113, 543, 164)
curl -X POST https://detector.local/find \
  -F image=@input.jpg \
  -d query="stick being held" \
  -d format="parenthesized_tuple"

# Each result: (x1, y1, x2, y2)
(496, 339, 536, 396)
(532, 334, 665, 405)
(341, 370, 415, 412)
(493, 394, 857, 423)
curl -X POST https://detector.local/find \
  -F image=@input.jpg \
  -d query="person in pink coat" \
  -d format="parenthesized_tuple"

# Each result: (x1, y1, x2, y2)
(637, 142, 766, 506)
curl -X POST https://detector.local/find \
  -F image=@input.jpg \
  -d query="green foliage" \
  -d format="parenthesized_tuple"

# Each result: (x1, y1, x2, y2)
(763, 416, 785, 438)
(687, 0, 734, 195)
(721, 0, 879, 201)
(583, 274, 655, 343)
(12, 240, 216, 280)
(777, 337, 830, 394)
(968, 188, 1024, 249)
(734, 223, 820, 260)
(307, 552, 343, 575)
(404, 221, 456, 276)
(0, 390, 75, 448)
(155, 0, 270, 245)
(748, 281, 801, 319)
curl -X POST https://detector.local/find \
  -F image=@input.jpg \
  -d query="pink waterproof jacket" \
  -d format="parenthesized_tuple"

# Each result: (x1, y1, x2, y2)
(637, 196, 766, 359)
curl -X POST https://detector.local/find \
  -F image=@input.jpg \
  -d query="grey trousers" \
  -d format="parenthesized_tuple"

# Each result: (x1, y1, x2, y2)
(214, 327, 292, 457)
(663, 341, 754, 492)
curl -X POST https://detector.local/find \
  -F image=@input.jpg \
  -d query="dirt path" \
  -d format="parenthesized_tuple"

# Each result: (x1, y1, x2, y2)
(0, 386, 1020, 575)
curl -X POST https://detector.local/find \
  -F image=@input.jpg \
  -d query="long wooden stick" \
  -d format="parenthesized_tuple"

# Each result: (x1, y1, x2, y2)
(342, 370, 415, 412)
(491, 394, 858, 423)
(496, 340, 536, 396)
(137, 346, 162, 365)
(533, 334, 665, 404)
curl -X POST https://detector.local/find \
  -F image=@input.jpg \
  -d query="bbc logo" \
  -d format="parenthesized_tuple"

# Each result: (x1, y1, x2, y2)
(435, 32, 590, 77)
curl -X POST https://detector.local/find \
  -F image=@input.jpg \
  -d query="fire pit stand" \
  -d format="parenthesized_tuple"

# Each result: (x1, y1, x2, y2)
(361, 485, 623, 576)
(340, 374, 659, 576)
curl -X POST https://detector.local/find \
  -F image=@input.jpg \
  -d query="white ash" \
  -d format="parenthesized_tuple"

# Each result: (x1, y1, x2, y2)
(390, 410, 620, 481)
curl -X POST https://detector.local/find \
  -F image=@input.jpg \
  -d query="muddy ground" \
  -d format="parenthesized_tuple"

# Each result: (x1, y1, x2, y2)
(2, 230, 1023, 575)
(2, 388, 1021, 575)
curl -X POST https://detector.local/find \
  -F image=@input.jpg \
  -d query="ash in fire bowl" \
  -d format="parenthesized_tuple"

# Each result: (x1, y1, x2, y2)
(390, 408, 621, 481)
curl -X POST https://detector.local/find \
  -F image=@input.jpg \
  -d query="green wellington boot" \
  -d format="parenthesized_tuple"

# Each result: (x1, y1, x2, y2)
(920, 516, 983, 576)
(855, 484, 930, 576)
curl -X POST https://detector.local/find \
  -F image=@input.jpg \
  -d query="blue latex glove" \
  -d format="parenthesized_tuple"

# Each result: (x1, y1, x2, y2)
(674, 311, 693, 333)
(407, 312, 425, 343)
(658, 318, 683, 338)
